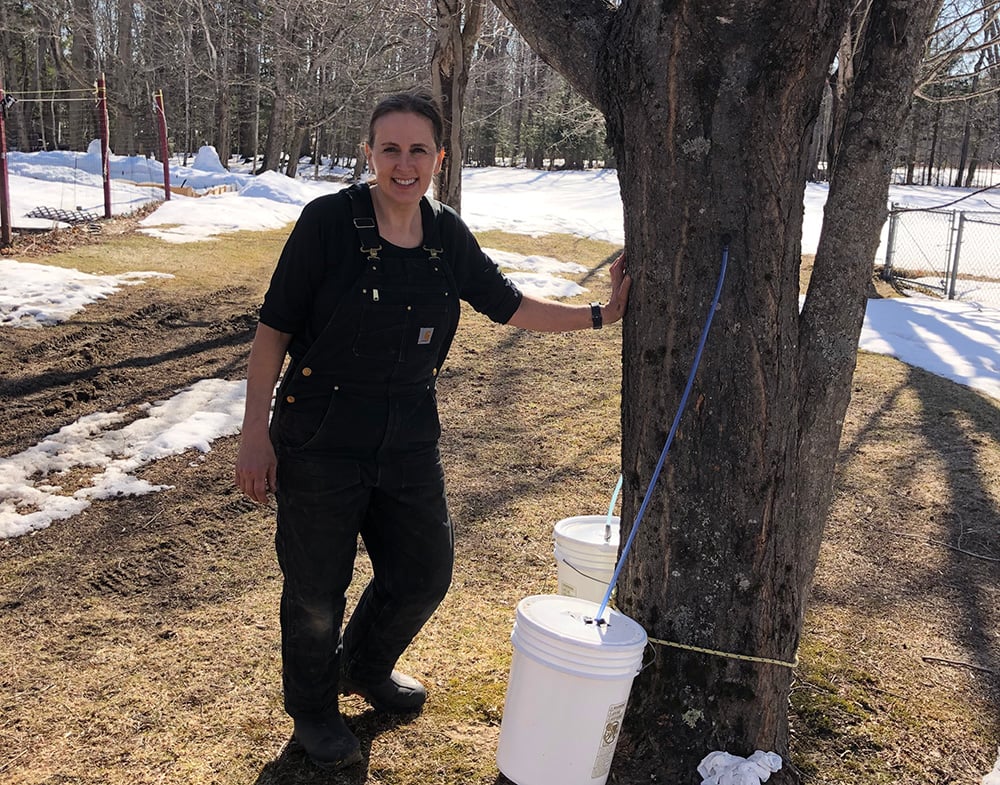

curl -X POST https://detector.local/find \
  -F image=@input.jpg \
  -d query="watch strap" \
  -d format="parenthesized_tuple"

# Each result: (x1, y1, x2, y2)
(590, 302, 603, 330)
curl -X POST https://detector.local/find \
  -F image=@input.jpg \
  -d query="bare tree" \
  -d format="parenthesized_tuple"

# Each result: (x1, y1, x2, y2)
(431, 0, 483, 210)
(492, 1, 942, 781)
(65, 0, 98, 150)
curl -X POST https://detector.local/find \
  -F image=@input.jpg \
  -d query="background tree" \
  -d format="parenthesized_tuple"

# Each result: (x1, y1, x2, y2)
(491, 1, 942, 782)
(432, 0, 483, 210)
(897, 0, 1000, 184)
(463, 5, 508, 166)
(65, 0, 97, 150)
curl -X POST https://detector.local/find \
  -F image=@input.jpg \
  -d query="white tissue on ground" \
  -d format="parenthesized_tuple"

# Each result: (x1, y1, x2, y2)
(982, 748, 1000, 785)
(698, 750, 783, 785)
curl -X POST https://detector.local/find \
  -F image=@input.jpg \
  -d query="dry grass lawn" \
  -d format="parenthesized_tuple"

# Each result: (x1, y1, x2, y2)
(0, 217, 997, 785)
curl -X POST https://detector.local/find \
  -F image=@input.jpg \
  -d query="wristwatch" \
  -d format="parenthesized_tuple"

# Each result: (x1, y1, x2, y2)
(590, 303, 603, 330)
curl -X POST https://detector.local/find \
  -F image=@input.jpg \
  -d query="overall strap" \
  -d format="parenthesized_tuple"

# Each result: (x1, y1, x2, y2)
(346, 184, 382, 260)
(420, 196, 445, 259)
(418, 195, 459, 377)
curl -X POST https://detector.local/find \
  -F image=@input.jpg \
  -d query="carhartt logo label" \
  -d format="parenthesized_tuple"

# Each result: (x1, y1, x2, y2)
(418, 327, 434, 345)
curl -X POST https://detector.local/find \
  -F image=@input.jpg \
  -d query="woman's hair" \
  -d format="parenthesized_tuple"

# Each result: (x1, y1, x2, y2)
(367, 88, 445, 150)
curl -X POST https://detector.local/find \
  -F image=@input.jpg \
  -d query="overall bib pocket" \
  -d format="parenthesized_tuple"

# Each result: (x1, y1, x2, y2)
(352, 257, 451, 367)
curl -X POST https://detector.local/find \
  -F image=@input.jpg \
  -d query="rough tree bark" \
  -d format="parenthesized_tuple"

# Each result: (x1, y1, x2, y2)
(432, 0, 484, 211)
(111, 0, 136, 154)
(67, 0, 97, 150)
(492, 0, 941, 781)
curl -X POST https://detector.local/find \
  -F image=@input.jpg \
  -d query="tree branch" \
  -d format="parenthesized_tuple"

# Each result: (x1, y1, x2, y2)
(491, 0, 616, 111)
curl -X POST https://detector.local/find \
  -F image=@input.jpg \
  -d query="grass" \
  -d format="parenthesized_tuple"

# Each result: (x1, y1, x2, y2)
(30, 229, 289, 293)
(0, 218, 997, 784)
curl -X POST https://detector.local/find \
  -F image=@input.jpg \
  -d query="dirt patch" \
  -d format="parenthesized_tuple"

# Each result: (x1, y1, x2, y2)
(0, 236, 997, 785)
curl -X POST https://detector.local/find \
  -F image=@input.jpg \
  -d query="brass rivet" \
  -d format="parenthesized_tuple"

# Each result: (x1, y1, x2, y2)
(301, 367, 312, 377)
(286, 395, 296, 404)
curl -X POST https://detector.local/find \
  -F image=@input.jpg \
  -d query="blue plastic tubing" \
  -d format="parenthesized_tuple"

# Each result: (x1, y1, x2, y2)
(604, 474, 624, 540)
(596, 241, 731, 620)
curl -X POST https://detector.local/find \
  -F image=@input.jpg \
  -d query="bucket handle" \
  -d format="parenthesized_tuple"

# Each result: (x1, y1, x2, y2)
(559, 557, 614, 586)
(639, 640, 658, 674)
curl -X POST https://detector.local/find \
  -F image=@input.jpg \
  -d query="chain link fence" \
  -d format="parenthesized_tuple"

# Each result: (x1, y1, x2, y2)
(882, 204, 1000, 308)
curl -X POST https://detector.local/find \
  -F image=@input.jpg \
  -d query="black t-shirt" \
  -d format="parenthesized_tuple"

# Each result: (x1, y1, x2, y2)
(259, 184, 522, 359)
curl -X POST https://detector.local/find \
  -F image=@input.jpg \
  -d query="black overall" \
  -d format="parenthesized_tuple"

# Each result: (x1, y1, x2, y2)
(271, 189, 460, 721)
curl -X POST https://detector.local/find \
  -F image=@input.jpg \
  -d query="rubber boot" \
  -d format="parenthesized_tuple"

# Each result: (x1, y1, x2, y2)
(341, 669, 427, 713)
(292, 713, 363, 771)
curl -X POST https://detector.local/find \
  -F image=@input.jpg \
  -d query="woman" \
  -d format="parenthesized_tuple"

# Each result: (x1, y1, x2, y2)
(236, 88, 630, 771)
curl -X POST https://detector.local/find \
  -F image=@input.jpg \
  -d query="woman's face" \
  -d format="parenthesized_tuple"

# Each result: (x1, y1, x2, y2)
(366, 111, 444, 210)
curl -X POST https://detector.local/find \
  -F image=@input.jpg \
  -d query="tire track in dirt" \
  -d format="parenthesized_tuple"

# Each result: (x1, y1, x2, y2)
(0, 283, 258, 456)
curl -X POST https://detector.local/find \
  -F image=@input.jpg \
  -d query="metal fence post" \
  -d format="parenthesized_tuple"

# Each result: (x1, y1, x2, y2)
(949, 212, 966, 300)
(882, 202, 899, 281)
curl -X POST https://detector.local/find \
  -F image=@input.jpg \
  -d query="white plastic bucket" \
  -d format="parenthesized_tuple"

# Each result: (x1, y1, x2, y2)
(553, 515, 621, 603)
(496, 594, 647, 785)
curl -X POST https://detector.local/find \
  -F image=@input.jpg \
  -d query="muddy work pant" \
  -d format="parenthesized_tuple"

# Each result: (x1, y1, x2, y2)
(274, 451, 453, 720)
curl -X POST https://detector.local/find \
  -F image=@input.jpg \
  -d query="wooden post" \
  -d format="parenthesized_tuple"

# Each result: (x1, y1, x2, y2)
(97, 74, 112, 219)
(154, 90, 171, 201)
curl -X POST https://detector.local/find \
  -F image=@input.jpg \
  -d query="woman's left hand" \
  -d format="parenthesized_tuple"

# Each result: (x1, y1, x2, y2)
(603, 253, 631, 325)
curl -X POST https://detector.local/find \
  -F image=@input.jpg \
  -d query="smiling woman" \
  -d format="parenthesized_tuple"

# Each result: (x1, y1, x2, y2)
(365, 99, 447, 248)
(234, 87, 630, 772)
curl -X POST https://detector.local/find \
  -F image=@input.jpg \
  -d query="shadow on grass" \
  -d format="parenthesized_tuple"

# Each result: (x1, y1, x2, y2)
(910, 363, 1000, 705)
(253, 711, 420, 785)
(800, 354, 1000, 774)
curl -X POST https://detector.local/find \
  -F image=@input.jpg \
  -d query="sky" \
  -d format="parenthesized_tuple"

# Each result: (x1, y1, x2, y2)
(1, 145, 998, 543)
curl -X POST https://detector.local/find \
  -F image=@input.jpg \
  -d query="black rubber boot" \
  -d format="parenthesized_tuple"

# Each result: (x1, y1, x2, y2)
(292, 714, 363, 771)
(341, 669, 427, 713)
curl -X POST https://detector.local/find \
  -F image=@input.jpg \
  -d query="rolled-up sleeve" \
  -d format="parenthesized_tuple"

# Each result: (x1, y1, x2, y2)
(259, 196, 337, 334)
(444, 209, 522, 324)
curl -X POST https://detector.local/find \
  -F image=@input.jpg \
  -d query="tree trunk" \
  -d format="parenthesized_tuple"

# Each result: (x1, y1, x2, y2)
(904, 111, 919, 184)
(236, 13, 262, 163)
(284, 121, 307, 178)
(493, 0, 942, 780)
(210, 3, 232, 169)
(31, 36, 46, 149)
(432, 0, 484, 211)
(964, 124, 981, 187)
(954, 49, 985, 187)
(215, 82, 232, 170)
(112, 0, 135, 154)
(955, 110, 972, 187)
(925, 97, 940, 185)
(805, 84, 832, 181)
(68, 0, 96, 150)
(827, 19, 858, 169)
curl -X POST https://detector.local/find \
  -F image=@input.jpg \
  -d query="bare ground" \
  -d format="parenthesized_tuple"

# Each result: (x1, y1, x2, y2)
(0, 226, 997, 785)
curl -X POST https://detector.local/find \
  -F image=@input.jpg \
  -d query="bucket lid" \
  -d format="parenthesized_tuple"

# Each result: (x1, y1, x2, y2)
(553, 515, 621, 549)
(515, 595, 646, 652)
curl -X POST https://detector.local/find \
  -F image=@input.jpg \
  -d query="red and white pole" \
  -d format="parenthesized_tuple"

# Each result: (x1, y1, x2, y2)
(154, 90, 171, 201)
(0, 85, 12, 246)
(97, 74, 112, 219)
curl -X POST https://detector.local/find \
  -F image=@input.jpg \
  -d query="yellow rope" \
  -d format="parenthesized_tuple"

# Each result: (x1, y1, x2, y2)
(646, 636, 799, 669)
